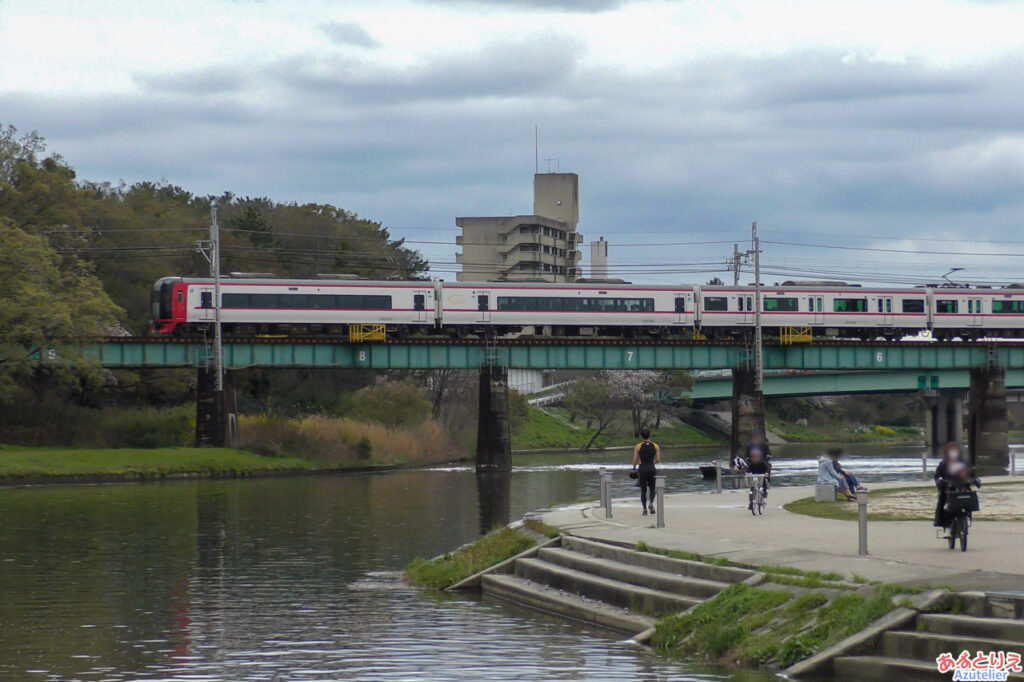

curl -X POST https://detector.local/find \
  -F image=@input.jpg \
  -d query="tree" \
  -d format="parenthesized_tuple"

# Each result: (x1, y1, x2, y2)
(707, 276, 724, 285)
(0, 219, 122, 404)
(343, 379, 431, 428)
(230, 200, 274, 248)
(603, 369, 694, 436)
(564, 377, 619, 449)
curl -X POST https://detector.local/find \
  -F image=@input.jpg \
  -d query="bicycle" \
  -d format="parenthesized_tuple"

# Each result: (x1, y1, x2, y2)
(939, 481, 979, 552)
(746, 474, 767, 516)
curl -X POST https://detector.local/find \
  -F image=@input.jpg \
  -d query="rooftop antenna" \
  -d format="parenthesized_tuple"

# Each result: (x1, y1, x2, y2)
(544, 157, 556, 173)
(942, 267, 964, 285)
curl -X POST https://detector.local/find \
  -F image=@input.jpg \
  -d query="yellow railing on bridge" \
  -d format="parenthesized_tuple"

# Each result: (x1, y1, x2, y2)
(780, 326, 813, 345)
(348, 324, 387, 342)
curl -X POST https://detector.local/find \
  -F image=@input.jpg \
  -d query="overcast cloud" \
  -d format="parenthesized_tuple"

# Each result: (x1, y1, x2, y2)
(2, 0, 1023, 284)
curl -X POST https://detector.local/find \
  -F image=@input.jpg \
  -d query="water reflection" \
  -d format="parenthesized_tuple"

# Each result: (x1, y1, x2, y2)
(477, 471, 512, 534)
(2, 446, 936, 681)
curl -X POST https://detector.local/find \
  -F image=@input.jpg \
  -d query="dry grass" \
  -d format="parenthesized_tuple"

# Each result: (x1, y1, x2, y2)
(238, 414, 464, 467)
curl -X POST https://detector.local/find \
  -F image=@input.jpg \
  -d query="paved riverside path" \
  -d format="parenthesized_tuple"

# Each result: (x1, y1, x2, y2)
(537, 476, 1024, 591)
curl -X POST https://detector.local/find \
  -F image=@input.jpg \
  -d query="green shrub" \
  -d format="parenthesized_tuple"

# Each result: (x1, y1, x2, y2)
(344, 380, 431, 428)
(405, 527, 536, 589)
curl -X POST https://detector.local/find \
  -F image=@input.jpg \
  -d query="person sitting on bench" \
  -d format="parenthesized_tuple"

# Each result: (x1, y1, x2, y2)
(818, 448, 856, 500)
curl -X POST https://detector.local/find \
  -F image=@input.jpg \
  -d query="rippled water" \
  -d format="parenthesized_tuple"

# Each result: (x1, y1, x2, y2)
(0, 444, 951, 681)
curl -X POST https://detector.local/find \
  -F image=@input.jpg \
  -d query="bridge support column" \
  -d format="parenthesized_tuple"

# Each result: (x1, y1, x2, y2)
(195, 367, 232, 448)
(730, 366, 765, 458)
(968, 366, 1008, 475)
(476, 365, 511, 472)
(921, 389, 964, 452)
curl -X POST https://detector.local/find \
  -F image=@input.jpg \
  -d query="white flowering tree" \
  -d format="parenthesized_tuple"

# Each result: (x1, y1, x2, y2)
(602, 369, 694, 438)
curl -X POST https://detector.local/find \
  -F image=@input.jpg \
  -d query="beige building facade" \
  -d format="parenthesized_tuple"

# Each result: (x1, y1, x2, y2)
(455, 173, 583, 282)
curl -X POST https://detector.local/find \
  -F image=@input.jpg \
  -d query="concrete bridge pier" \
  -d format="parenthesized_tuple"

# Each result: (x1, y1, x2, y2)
(968, 366, 1009, 475)
(195, 367, 233, 447)
(920, 389, 965, 452)
(730, 366, 766, 458)
(476, 365, 512, 472)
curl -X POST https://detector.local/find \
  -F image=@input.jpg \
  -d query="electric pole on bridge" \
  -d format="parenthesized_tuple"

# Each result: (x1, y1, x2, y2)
(752, 221, 763, 392)
(197, 204, 224, 393)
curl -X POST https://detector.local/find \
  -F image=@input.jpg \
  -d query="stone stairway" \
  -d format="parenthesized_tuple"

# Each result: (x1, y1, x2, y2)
(831, 592, 1024, 681)
(478, 535, 759, 636)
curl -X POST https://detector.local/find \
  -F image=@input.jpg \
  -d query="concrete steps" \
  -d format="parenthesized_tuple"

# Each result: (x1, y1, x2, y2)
(881, 630, 1023, 662)
(817, 592, 1024, 680)
(919, 612, 1024, 641)
(537, 546, 729, 599)
(475, 535, 754, 635)
(481, 573, 656, 634)
(515, 556, 701, 616)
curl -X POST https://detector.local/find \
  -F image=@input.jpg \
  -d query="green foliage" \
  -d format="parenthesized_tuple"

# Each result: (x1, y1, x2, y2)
(522, 519, 560, 538)
(92, 405, 193, 448)
(507, 389, 530, 432)
(343, 380, 431, 428)
(405, 527, 535, 590)
(653, 583, 791, 653)
(354, 436, 372, 460)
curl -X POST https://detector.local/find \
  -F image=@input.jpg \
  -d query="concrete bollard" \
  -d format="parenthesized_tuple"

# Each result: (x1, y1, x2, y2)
(857, 490, 869, 556)
(598, 468, 607, 509)
(655, 476, 666, 528)
(922, 452, 928, 479)
(714, 460, 722, 494)
(1012, 452, 1017, 477)
(602, 470, 613, 519)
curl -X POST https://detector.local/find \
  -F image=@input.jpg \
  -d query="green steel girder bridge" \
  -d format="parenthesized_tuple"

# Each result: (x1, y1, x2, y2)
(76, 338, 1024, 371)
(687, 369, 1024, 401)
(62, 337, 1016, 472)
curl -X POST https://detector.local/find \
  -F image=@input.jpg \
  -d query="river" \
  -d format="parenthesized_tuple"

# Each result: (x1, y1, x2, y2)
(0, 444, 949, 681)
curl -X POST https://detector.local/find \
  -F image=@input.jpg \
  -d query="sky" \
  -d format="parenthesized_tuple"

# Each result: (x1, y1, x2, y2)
(2, 0, 1024, 285)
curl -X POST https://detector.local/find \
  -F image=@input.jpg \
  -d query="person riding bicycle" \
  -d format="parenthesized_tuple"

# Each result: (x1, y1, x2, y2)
(933, 442, 977, 527)
(745, 446, 771, 510)
(934, 448, 980, 529)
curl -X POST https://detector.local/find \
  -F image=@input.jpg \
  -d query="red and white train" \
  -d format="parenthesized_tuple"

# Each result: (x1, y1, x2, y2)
(151, 276, 1024, 340)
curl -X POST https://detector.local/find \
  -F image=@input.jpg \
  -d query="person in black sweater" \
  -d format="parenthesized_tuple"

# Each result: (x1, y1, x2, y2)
(933, 442, 977, 527)
(632, 428, 661, 516)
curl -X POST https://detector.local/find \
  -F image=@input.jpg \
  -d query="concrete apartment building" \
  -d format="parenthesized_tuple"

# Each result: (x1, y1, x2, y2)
(455, 173, 583, 282)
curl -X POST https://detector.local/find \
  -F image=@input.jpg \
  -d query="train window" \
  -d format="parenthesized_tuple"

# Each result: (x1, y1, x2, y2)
(496, 296, 654, 312)
(221, 293, 392, 309)
(704, 297, 728, 311)
(200, 291, 213, 309)
(902, 299, 925, 313)
(414, 294, 425, 311)
(737, 298, 744, 312)
(675, 298, 686, 313)
(936, 300, 958, 314)
(992, 300, 1024, 314)
(816, 297, 823, 312)
(478, 295, 489, 311)
(176, 292, 183, 303)
(833, 298, 867, 313)
(886, 299, 892, 313)
(763, 297, 798, 312)
(968, 300, 973, 314)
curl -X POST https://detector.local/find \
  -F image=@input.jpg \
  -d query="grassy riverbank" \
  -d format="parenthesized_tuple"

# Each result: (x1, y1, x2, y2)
(513, 406, 722, 451)
(0, 445, 314, 480)
(785, 481, 1024, 522)
(405, 527, 537, 589)
(652, 581, 919, 668)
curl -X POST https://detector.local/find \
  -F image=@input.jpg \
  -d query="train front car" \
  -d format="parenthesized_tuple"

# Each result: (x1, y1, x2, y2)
(437, 282, 696, 338)
(697, 283, 930, 341)
(150, 277, 437, 337)
(150, 277, 186, 334)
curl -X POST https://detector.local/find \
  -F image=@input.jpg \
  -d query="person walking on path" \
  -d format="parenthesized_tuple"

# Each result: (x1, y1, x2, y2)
(632, 428, 661, 516)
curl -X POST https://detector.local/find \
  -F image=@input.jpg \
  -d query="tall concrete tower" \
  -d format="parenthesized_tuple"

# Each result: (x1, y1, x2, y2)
(590, 237, 608, 279)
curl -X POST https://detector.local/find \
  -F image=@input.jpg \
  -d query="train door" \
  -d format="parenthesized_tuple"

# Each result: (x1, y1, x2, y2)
(810, 295, 825, 324)
(674, 295, 688, 325)
(738, 294, 754, 325)
(413, 289, 430, 323)
(968, 298, 983, 327)
(196, 286, 215, 322)
(879, 296, 894, 325)
(475, 291, 491, 323)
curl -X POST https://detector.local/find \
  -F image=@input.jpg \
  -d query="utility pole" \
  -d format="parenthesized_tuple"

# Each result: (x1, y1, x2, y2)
(732, 243, 741, 285)
(211, 204, 223, 392)
(752, 221, 763, 392)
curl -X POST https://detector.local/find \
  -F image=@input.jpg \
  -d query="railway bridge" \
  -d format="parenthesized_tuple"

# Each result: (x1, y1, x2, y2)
(54, 337, 1024, 474)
